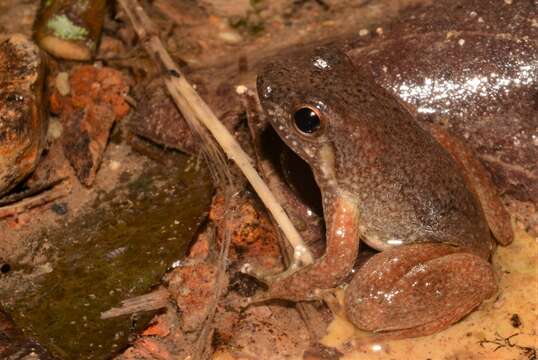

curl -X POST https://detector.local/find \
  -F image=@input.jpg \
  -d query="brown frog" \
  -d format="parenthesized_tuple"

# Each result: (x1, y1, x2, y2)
(255, 46, 513, 337)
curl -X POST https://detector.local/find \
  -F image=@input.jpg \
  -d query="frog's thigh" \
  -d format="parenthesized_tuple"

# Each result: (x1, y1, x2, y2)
(344, 243, 496, 337)
(427, 124, 513, 246)
(263, 195, 360, 302)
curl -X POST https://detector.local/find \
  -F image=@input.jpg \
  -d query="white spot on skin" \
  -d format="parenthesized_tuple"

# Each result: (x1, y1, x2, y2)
(313, 57, 330, 70)
(458, 38, 466, 46)
(263, 85, 272, 98)
(109, 160, 121, 171)
(504, 0, 512, 4)
(386, 239, 403, 246)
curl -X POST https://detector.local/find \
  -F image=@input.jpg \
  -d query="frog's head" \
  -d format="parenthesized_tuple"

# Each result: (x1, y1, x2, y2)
(257, 46, 366, 189)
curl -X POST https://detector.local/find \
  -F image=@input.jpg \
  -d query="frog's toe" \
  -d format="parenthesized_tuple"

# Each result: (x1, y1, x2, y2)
(344, 243, 496, 337)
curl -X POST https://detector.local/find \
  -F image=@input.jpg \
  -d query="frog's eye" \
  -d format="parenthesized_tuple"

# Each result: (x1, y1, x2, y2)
(293, 106, 322, 135)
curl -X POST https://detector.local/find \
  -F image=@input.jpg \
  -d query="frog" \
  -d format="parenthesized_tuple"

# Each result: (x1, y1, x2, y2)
(254, 46, 513, 338)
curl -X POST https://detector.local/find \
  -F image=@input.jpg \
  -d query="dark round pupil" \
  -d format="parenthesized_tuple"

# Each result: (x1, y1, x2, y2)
(293, 107, 320, 134)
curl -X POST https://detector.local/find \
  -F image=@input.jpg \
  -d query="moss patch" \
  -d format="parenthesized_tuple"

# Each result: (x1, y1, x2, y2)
(47, 14, 88, 41)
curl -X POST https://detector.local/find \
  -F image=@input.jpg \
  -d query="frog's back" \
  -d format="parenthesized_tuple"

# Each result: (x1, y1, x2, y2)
(333, 81, 492, 257)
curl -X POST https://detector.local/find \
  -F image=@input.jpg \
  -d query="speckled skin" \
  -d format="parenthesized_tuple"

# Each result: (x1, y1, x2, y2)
(256, 46, 512, 336)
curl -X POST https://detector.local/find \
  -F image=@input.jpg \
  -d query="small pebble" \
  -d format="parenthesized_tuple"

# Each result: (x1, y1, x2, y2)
(510, 314, 522, 328)
(47, 118, 63, 140)
(235, 85, 248, 95)
(359, 28, 369, 37)
(504, 0, 512, 4)
(109, 160, 121, 171)
(446, 30, 458, 39)
(218, 31, 243, 44)
(51, 202, 68, 215)
(375, 27, 384, 36)
(458, 38, 466, 46)
(55, 72, 70, 96)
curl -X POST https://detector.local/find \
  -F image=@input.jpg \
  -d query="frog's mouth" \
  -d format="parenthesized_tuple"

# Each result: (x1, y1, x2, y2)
(255, 123, 326, 255)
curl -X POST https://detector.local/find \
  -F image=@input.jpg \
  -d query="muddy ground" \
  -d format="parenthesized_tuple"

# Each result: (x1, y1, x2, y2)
(0, 0, 536, 359)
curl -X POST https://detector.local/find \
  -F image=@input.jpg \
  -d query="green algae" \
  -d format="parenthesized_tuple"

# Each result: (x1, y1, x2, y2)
(4, 154, 213, 359)
(46, 14, 88, 41)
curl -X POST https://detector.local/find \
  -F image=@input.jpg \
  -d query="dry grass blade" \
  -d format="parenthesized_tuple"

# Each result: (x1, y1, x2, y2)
(100, 287, 170, 319)
(116, 0, 313, 267)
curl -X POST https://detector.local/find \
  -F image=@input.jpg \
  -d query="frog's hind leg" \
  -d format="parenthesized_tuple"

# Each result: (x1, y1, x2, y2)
(256, 194, 361, 303)
(427, 124, 513, 246)
(344, 243, 496, 338)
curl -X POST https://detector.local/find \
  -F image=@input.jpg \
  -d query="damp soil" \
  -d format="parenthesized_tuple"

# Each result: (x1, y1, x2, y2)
(0, 153, 212, 359)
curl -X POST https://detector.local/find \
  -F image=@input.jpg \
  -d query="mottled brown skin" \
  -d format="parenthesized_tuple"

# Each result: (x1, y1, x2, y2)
(256, 46, 513, 337)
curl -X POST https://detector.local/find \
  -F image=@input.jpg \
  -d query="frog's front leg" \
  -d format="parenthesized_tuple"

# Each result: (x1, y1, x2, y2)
(259, 194, 360, 302)
(345, 243, 496, 338)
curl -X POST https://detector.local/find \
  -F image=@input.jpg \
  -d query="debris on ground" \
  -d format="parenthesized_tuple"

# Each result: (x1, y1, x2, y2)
(49, 65, 130, 186)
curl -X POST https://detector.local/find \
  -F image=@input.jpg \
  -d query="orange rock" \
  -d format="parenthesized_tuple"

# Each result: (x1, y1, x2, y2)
(188, 232, 210, 260)
(142, 318, 171, 337)
(133, 338, 172, 359)
(48, 65, 130, 186)
(166, 260, 226, 332)
(0, 34, 47, 196)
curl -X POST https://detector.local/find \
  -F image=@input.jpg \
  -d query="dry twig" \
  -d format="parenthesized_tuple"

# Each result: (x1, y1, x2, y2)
(100, 287, 170, 319)
(116, 0, 313, 268)
(0, 181, 70, 219)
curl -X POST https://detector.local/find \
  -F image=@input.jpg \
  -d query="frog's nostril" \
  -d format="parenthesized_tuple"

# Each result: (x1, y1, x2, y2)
(293, 106, 321, 134)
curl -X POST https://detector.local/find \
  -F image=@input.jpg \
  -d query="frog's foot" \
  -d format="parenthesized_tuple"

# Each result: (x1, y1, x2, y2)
(427, 124, 513, 246)
(256, 195, 361, 302)
(344, 243, 496, 337)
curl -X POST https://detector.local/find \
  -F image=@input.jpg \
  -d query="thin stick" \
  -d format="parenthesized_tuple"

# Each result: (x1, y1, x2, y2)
(100, 287, 170, 319)
(0, 183, 69, 219)
(117, 0, 313, 267)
